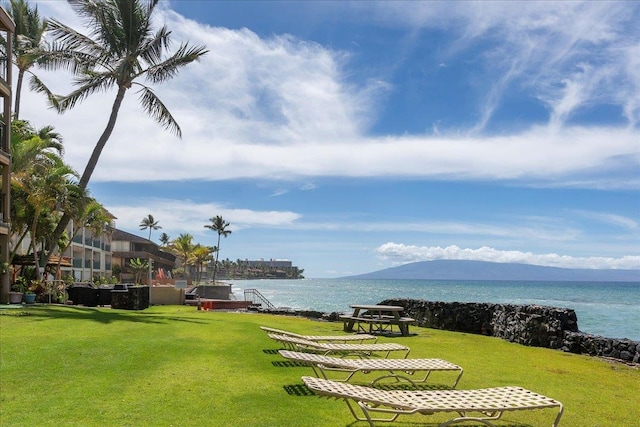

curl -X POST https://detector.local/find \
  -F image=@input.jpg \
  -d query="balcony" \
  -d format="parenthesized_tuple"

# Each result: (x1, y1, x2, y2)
(0, 53, 6, 83)
(0, 120, 6, 153)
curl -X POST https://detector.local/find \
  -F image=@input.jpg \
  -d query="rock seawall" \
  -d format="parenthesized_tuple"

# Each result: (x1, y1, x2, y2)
(380, 298, 639, 364)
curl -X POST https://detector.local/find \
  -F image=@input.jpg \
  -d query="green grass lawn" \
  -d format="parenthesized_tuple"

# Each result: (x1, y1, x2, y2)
(1, 305, 638, 426)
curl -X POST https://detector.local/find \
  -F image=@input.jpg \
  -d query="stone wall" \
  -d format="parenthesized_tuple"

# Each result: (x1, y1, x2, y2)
(379, 298, 639, 364)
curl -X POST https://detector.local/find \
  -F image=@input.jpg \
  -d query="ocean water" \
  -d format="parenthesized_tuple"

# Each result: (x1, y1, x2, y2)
(230, 278, 640, 341)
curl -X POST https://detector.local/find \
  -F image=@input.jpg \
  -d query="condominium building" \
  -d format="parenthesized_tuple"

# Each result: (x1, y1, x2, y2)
(0, 7, 13, 303)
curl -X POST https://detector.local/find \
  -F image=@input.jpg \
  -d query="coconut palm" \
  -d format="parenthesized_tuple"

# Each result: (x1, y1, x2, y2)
(51, 197, 107, 280)
(192, 244, 214, 282)
(158, 232, 170, 247)
(37, 0, 208, 262)
(204, 216, 232, 284)
(5, 0, 51, 118)
(128, 258, 148, 285)
(22, 159, 78, 280)
(168, 233, 194, 277)
(9, 119, 75, 263)
(139, 214, 161, 241)
(84, 200, 112, 282)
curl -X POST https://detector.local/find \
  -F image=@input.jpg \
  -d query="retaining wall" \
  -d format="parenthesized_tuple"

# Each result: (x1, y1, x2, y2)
(379, 298, 639, 364)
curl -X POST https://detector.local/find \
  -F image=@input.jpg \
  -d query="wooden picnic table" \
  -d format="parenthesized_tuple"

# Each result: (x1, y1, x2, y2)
(340, 304, 415, 336)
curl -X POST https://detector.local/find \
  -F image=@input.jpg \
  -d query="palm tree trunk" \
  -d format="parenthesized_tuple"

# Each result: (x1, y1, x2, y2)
(212, 235, 221, 284)
(45, 86, 128, 268)
(14, 69, 24, 119)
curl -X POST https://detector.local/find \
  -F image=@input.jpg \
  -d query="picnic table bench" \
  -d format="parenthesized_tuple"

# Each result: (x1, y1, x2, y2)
(340, 304, 415, 336)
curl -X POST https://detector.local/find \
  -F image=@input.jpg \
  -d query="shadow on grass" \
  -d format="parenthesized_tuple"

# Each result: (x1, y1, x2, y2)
(262, 348, 281, 354)
(373, 383, 453, 391)
(283, 383, 315, 396)
(272, 360, 308, 368)
(0, 305, 210, 325)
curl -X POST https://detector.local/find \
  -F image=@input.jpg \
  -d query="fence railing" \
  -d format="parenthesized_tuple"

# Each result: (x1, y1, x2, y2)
(243, 288, 276, 310)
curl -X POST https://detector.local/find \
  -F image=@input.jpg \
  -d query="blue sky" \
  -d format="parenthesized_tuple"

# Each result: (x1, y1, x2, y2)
(23, 1, 640, 277)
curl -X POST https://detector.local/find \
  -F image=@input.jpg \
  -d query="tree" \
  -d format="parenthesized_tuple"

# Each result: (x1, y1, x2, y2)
(204, 216, 231, 284)
(139, 214, 161, 241)
(9, 120, 66, 262)
(158, 232, 170, 247)
(36, 0, 208, 267)
(5, 0, 51, 118)
(8, 119, 80, 281)
(192, 244, 214, 282)
(167, 233, 194, 278)
(83, 200, 112, 281)
(128, 258, 148, 285)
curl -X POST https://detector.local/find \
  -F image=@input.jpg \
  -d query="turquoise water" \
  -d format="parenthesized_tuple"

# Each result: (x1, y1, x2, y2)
(230, 279, 640, 341)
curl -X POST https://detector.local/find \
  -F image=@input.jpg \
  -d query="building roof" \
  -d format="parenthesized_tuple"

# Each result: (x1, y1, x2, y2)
(112, 228, 152, 244)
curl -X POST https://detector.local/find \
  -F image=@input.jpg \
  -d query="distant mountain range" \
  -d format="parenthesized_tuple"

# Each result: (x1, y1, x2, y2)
(344, 260, 640, 282)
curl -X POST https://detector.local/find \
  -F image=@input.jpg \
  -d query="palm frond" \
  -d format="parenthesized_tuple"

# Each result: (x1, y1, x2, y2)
(36, 43, 97, 74)
(55, 71, 118, 111)
(28, 74, 64, 112)
(145, 43, 208, 84)
(138, 25, 171, 66)
(136, 85, 182, 137)
(46, 18, 110, 62)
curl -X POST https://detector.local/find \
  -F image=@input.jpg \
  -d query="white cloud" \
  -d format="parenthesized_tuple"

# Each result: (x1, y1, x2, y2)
(365, 1, 640, 128)
(570, 210, 638, 231)
(107, 198, 301, 239)
(376, 243, 640, 270)
(18, 1, 639, 190)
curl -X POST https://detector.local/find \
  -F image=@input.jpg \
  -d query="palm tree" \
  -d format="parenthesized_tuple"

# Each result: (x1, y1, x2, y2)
(6, 0, 51, 118)
(22, 159, 78, 280)
(168, 233, 194, 278)
(128, 258, 148, 285)
(84, 200, 112, 282)
(37, 0, 208, 263)
(139, 214, 161, 241)
(9, 120, 78, 271)
(158, 232, 170, 247)
(204, 216, 232, 284)
(192, 244, 214, 282)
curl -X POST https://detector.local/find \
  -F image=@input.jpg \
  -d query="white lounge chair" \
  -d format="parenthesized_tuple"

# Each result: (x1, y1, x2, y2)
(260, 326, 378, 343)
(267, 333, 410, 358)
(302, 376, 564, 427)
(279, 350, 463, 388)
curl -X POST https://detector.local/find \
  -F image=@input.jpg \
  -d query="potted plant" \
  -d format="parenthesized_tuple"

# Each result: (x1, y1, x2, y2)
(9, 277, 27, 304)
(23, 289, 37, 304)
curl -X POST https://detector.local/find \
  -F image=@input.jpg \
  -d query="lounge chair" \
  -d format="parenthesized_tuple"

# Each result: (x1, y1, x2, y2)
(302, 376, 564, 427)
(267, 333, 410, 358)
(279, 350, 463, 388)
(260, 326, 378, 343)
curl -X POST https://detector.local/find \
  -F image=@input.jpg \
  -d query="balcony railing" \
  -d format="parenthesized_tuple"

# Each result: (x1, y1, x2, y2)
(0, 192, 5, 223)
(0, 53, 7, 82)
(0, 120, 6, 153)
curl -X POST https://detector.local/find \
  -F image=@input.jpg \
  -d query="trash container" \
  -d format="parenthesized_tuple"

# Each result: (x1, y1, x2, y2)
(67, 283, 98, 306)
(98, 286, 114, 306)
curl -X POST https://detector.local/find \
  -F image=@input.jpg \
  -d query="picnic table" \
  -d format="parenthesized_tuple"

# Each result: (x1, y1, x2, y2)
(340, 304, 415, 336)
